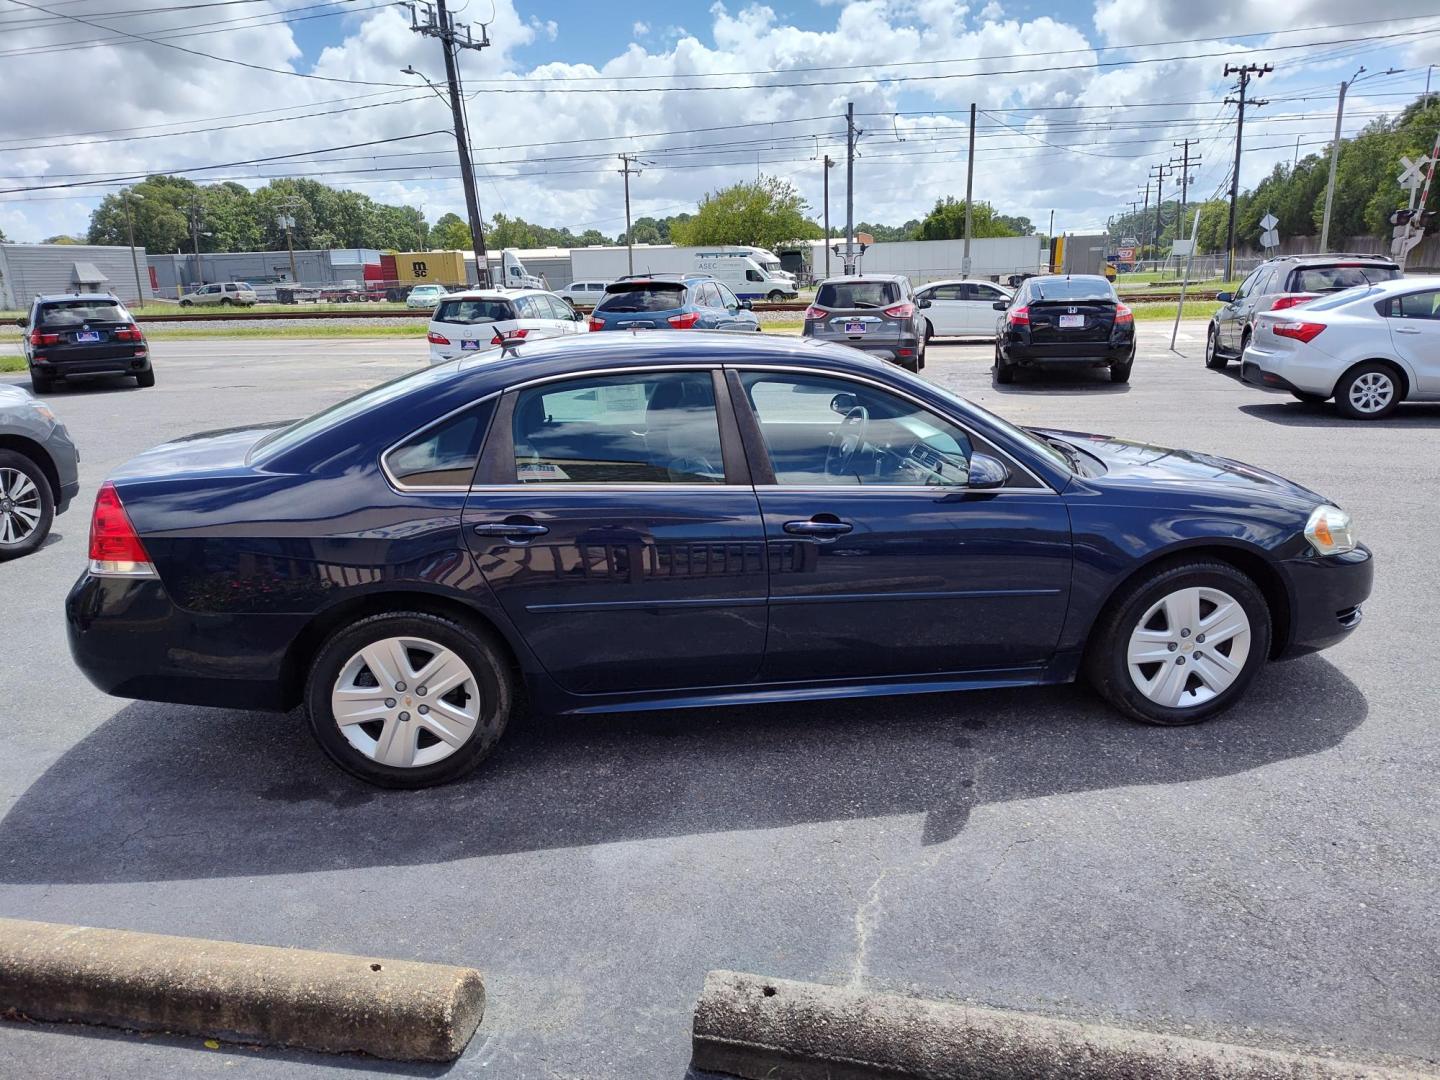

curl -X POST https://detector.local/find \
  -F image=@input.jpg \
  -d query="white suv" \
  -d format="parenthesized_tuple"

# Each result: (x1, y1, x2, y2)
(180, 282, 257, 307)
(427, 289, 586, 364)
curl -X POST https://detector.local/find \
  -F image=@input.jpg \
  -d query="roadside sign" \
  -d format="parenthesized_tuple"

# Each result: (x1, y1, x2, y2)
(1171, 239, 1194, 257)
(1399, 155, 1430, 188)
(1116, 246, 1136, 263)
(1259, 213, 1278, 231)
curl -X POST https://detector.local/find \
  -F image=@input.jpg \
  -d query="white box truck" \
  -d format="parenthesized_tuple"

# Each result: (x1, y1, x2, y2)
(569, 245, 798, 300)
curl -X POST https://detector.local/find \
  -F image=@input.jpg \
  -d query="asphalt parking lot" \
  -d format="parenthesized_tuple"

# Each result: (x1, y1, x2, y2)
(1, 322, 1437, 1077)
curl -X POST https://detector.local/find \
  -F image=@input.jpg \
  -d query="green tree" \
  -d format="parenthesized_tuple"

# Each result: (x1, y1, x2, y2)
(994, 214, 1035, 236)
(42, 235, 83, 244)
(576, 229, 610, 246)
(87, 176, 199, 252)
(913, 197, 1020, 241)
(670, 176, 822, 248)
(430, 212, 472, 250)
(629, 222, 662, 244)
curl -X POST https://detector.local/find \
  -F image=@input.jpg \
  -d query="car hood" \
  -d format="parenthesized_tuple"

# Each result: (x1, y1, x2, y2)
(1036, 428, 1329, 508)
(110, 422, 289, 480)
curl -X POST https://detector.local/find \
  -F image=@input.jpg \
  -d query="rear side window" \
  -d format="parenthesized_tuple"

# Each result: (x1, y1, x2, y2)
(816, 280, 900, 308)
(1393, 289, 1440, 319)
(512, 372, 724, 484)
(1294, 265, 1399, 291)
(435, 298, 515, 323)
(385, 400, 496, 489)
(597, 286, 688, 313)
(38, 300, 126, 326)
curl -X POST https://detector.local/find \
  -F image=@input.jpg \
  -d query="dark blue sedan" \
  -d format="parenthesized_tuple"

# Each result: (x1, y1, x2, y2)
(66, 332, 1372, 788)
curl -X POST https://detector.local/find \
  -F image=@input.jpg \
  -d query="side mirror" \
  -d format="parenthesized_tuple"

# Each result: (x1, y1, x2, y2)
(966, 452, 1010, 490)
(918, 298, 933, 309)
(740, 299, 753, 310)
(992, 300, 1008, 311)
(829, 392, 859, 415)
(1216, 291, 1234, 303)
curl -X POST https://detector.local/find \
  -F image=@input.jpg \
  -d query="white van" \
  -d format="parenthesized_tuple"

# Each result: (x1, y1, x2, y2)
(692, 251, 797, 301)
(427, 288, 584, 364)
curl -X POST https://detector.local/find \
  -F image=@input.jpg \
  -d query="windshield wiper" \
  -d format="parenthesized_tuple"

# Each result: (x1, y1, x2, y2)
(1031, 431, 1081, 471)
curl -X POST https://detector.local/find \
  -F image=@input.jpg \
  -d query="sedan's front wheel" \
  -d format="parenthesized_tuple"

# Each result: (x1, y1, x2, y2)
(1086, 560, 1270, 726)
(305, 611, 513, 788)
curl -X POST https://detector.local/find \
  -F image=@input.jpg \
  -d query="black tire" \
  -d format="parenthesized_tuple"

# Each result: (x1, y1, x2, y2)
(899, 356, 920, 373)
(1084, 559, 1271, 727)
(767, 291, 785, 303)
(1291, 390, 1327, 404)
(135, 368, 155, 388)
(29, 372, 53, 395)
(219, 297, 233, 307)
(994, 347, 1014, 384)
(179, 299, 192, 308)
(917, 342, 926, 370)
(924, 319, 935, 343)
(1334, 361, 1402, 420)
(305, 611, 513, 788)
(1239, 329, 1252, 358)
(1204, 325, 1228, 369)
(0, 449, 56, 562)
(1110, 356, 1133, 384)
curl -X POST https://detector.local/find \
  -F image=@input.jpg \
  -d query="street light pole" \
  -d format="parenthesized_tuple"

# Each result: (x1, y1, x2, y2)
(122, 191, 145, 309)
(1320, 67, 1399, 251)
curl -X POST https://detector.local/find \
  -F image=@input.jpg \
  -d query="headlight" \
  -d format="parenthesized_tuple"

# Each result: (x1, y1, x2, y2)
(1305, 504, 1356, 555)
(30, 401, 55, 424)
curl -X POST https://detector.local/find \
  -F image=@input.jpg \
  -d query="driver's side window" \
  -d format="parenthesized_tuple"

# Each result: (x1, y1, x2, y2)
(739, 372, 972, 487)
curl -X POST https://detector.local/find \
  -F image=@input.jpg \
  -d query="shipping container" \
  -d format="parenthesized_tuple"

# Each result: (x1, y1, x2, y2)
(394, 250, 467, 288)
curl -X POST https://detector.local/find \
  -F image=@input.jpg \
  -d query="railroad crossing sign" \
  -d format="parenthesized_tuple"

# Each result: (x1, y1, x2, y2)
(1259, 212, 1280, 249)
(1398, 155, 1431, 190)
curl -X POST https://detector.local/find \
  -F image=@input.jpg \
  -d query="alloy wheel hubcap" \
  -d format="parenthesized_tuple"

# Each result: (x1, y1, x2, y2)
(0, 468, 42, 546)
(1127, 586, 1252, 709)
(1349, 372, 1393, 413)
(332, 636, 481, 768)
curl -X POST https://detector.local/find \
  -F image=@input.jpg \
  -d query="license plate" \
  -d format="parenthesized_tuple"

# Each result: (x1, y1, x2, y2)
(460, 339, 480, 350)
(1058, 314, 1085, 329)
(75, 330, 101, 343)
(844, 321, 867, 334)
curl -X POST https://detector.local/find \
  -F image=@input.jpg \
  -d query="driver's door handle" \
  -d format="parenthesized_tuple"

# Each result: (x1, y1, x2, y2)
(1395, 326, 1422, 334)
(474, 521, 549, 539)
(783, 519, 853, 537)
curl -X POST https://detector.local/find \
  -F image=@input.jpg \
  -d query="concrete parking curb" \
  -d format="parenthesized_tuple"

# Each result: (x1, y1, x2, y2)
(692, 971, 1432, 1080)
(0, 917, 484, 1061)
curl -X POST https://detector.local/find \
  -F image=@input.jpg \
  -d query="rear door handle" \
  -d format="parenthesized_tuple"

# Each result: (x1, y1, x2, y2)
(474, 522, 549, 539)
(783, 519, 853, 537)
(1395, 326, 1422, 335)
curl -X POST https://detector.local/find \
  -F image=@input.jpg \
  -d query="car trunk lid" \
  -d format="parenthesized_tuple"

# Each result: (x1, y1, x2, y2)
(1025, 298, 1116, 344)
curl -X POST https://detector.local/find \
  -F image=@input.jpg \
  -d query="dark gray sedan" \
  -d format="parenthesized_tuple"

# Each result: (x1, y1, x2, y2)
(802, 274, 931, 371)
(0, 384, 80, 560)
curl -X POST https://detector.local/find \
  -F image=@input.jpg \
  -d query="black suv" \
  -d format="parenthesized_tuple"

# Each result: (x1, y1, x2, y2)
(17, 293, 154, 393)
(1205, 253, 1400, 369)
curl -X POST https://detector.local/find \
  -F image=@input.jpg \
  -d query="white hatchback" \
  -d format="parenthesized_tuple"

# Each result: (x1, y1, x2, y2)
(427, 289, 586, 364)
(1242, 276, 1440, 419)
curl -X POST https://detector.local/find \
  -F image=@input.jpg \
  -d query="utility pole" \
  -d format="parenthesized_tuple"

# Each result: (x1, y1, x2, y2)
(278, 196, 303, 283)
(844, 104, 853, 273)
(1139, 182, 1150, 260)
(1148, 163, 1171, 255)
(122, 190, 145, 309)
(1223, 62, 1272, 281)
(188, 195, 204, 288)
(1170, 138, 1201, 215)
(409, 0, 490, 286)
(618, 153, 642, 275)
(962, 102, 976, 278)
(822, 154, 835, 277)
(1320, 67, 1398, 252)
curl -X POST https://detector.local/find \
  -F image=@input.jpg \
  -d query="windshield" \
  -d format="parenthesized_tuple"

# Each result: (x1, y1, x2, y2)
(597, 285, 688, 313)
(921, 384, 1072, 475)
(38, 300, 127, 325)
(251, 365, 448, 462)
(435, 298, 515, 324)
(816, 280, 900, 308)
(1294, 265, 1398, 291)
(1029, 277, 1115, 302)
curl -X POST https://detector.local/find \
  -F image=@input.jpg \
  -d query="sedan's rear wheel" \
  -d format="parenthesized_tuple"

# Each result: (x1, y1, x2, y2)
(305, 611, 512, 788)
(0, 451, 55, 561)
(1086, 560, 1270, 726)
(994, 346, 1014, 384)
(1334, 363, 1401, 420)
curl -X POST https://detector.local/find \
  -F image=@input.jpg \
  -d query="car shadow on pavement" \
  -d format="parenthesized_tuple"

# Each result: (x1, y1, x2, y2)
(989, 369, 1131, 395)
(0, 657, 1366, 885)
(1239, 401, 1440, 428)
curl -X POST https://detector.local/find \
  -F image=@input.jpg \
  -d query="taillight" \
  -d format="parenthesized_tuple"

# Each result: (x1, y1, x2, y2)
(113, 325, 143, 342)
(1114, 303, 1133, 325)
(29, 331, 60, 346)
(588, 315, 605, 331)
(426, 331, 450, 345)
(1269, 294, 1315, 311)
(882, 302, 916, 319)
(490, 328, 529, 345)
(1271, 320, 1326, 344)
(1007, 305, 1030, 326)
(88, 481, 155, 577)
(667, 311, 701, 329)
(803, 305, 828, 321)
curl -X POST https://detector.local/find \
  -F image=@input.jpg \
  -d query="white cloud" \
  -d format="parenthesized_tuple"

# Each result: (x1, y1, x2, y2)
(0, 0, 1425, 243)
(633, 21, 650, 37)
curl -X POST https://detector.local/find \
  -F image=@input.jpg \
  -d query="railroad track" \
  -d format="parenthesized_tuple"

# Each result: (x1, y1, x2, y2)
(131, 293, 1214, 322)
